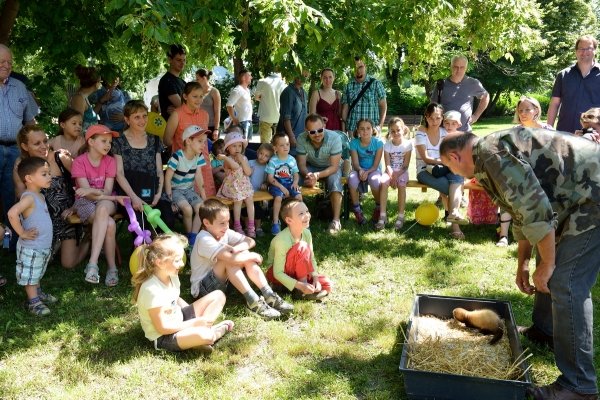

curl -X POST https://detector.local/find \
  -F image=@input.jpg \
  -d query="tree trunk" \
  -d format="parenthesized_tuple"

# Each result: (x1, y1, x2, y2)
(486, 89, 503, 116)
(0, 0, 20, 44)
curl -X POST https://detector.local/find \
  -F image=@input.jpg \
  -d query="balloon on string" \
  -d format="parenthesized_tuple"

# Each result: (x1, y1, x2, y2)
(415, 202, 439, 226)
(124, 198, 152, 247)
(143, 204, 172, 234)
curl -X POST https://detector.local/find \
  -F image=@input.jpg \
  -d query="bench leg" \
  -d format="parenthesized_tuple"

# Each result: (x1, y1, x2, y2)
(342, 183, 350, 220)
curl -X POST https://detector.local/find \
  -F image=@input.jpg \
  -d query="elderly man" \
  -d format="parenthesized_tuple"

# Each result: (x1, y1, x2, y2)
(0, 45, 37, 223)
(431, 55, 489, 132)
(440, 128, 600, 400)
(296, 114, 344, 234)
(341, 57, 387, 134)
(547, 35, 600, 133)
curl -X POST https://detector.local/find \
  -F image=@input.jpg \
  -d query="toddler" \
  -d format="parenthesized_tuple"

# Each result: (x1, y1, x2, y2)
(72, 124, 126, 286)
(49, 108, 86, 156)
(7, 157, 55, 316)
(378, 117, 412, 231)
(190, 199, 293, 319)
(216, 129, 256, 237)
(248, 142, 274, 236)
(165, 125, 209, 245)
(210, 138, 225, 188)
(348, 118, 386, 225)
(578, 107, 600, 141)
(266, 132, 302, 235)
(132, 234, 233, 353)
(266, 198, 331, 300)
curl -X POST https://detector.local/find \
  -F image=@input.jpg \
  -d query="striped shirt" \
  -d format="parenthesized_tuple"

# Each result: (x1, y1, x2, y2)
(167, 149, 206, 190)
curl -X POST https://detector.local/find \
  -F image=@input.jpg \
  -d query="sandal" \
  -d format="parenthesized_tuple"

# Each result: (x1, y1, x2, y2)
(394, 216, 405, 231)
(105, 268, 119, 287)
(446, 214, 469, 225)
(84, 263, 100, 284)
(374, 217, 386, 231)
(0, 274, 6, 287)
(449, 231, 466, 240)
(27, 301, 51, 316)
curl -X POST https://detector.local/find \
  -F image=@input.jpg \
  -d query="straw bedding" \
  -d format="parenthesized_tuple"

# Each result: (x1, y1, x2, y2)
(405, 315, 530, 381)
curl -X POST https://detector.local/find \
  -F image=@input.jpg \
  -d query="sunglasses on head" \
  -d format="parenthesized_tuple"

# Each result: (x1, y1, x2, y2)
(307, 128, 324, 135)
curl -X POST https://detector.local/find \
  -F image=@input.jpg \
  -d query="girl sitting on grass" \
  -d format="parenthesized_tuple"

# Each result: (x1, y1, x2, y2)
(132, 234, 233, 353)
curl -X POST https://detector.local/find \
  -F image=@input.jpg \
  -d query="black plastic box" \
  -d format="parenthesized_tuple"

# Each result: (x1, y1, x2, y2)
(399, 294, 532, 400)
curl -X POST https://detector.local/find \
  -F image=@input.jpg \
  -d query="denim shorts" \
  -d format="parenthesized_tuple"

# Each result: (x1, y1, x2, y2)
(172, 187, 202, 208)
(268, 182, 301, 198)
(15, 243, 51, 286)
(196, 269, 228, 298)
(154, 305, 196, 352)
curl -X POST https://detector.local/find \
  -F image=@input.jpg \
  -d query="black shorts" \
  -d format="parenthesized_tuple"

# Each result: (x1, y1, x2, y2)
(153, 305, 196, 352)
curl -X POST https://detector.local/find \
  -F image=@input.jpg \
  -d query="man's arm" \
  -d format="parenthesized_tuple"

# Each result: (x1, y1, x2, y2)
(546, 97, 561, 128)
(471, 92, 489, 124)
(378, 98, 387, 128)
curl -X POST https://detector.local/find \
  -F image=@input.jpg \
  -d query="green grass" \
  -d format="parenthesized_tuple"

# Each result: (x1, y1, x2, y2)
(1, 116, 598, 399)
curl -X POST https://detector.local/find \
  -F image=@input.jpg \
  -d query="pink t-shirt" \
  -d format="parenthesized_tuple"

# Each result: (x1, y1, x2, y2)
(71, 153, 117, 191)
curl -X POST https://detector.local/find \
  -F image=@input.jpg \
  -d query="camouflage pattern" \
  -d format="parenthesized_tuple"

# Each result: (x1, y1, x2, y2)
(473, 127, 600, 245)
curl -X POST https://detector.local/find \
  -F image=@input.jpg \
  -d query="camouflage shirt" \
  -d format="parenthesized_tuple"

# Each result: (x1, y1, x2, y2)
(473, 127, 600, 245)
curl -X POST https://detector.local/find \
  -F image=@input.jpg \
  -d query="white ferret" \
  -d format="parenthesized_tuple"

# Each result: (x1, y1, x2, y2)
(452, 307, 504, 345)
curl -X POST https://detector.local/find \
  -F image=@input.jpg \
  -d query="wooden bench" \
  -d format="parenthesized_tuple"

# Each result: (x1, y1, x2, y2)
(210, 186, 325, 207)
(384, 114, 422, 130)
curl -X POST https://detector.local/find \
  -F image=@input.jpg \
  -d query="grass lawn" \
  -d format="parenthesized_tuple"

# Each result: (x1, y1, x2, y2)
(1, 116, 598, 399)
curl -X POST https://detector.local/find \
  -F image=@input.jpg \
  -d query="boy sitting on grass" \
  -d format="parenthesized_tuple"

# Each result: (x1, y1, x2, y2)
(7, 157, 56, 316)
(266, 198, 332, 300)
(189, 198, 293, 319)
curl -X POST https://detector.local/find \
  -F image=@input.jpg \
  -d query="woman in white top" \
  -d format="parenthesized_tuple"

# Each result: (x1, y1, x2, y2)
(414, 103, 466, 239)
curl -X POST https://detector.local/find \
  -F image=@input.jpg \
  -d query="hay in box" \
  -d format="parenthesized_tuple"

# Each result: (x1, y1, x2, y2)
(399, 294, 532, 400)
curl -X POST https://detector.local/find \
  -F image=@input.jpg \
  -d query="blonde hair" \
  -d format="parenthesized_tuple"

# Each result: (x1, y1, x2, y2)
(17, 125, 47, 157)
(131, 233, 188, 302)
(513, 96, 542, 124)
(386, 117, 409, 139)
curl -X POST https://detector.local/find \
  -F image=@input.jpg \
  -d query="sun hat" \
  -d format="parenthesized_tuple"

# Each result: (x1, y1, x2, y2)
(223, 131, 248, 152)
(182, 125, 210, 141)
(443, 110, 461, 123)
(85, 124, 119, 141)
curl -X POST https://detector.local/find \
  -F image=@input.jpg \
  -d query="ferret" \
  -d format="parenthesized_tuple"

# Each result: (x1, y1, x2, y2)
(452, 307, 504, 345)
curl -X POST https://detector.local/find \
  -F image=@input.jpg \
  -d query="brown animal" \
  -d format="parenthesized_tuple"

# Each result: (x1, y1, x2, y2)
(452, 307, 504, 345)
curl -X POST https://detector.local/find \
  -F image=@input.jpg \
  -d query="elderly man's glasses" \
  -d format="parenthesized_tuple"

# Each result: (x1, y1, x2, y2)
(307, 128, 324, 135)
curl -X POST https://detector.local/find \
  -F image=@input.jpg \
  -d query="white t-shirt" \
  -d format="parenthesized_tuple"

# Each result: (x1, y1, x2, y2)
(190, 229, 246, 298)
(255, 74, 286, 123)
(137, 275, 182, 341)
(226, 85, 253, 122)
(384, 139, 413, 171)
(414, 128, 448, 172)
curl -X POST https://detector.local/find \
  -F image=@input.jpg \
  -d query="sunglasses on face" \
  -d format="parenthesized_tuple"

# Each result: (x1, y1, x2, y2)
(307, 128, 324, 135)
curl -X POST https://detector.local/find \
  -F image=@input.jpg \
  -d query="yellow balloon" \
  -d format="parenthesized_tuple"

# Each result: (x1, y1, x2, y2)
(129, 245, 187, 275)
(129, 246, 144, 275)
(415, 202, 439, 226)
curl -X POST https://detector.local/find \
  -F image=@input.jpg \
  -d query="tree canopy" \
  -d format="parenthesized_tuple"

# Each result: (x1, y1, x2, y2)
(0, 0, 598, 121)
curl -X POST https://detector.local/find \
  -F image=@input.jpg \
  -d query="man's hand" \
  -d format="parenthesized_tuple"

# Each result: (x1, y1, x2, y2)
(515, 264, 535, 295)
(532, 262, 555, 294)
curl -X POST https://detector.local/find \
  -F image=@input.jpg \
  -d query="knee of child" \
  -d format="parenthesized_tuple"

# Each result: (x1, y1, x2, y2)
(180, 202, 193, 216)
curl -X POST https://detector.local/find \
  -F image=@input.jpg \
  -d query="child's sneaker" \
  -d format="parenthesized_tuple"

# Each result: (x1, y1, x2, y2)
(271, 222, 281, 235)
(38, 291, 58, 304)
(255, 227, 265, 237)
(265, 293, 294, 314)
(496, 236, 509, 247)
(302, 290, 328, 301)
(353, 208, 366, 225)
(247, 297, 281, 320)
(27, 301, 50, 316)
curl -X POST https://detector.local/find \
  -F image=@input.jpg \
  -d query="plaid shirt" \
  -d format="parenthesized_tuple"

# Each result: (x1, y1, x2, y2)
(0, 77, 37, 142)
(342, 75, 386, 132)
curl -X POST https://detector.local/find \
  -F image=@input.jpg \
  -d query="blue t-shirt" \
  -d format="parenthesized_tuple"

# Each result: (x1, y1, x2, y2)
(349, 136, 384, 170)
(249, 159, 267, 191)
(265, 155, 299, 187)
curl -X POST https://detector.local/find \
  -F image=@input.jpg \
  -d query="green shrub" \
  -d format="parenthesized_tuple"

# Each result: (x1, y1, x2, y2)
(386, 85, 429, 115)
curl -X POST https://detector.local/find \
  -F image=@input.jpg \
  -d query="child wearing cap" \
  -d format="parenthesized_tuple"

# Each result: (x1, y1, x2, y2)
(165, 125, 209, 246)
(71, 124, 128, 286)
(216, 127, 256, 237)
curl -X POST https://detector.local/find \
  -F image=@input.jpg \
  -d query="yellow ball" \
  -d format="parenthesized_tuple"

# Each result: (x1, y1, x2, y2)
(415, 202, 439, 226)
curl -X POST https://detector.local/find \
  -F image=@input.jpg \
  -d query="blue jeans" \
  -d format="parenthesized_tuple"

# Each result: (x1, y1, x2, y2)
(416, 170, 463, 195)
(546, 227, 600, 394)
(0, 144, 19, 225)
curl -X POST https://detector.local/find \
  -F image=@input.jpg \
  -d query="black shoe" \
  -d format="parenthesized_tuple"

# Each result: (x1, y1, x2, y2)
(527, 382, 598, 400)
(517, 325, 554, 351)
